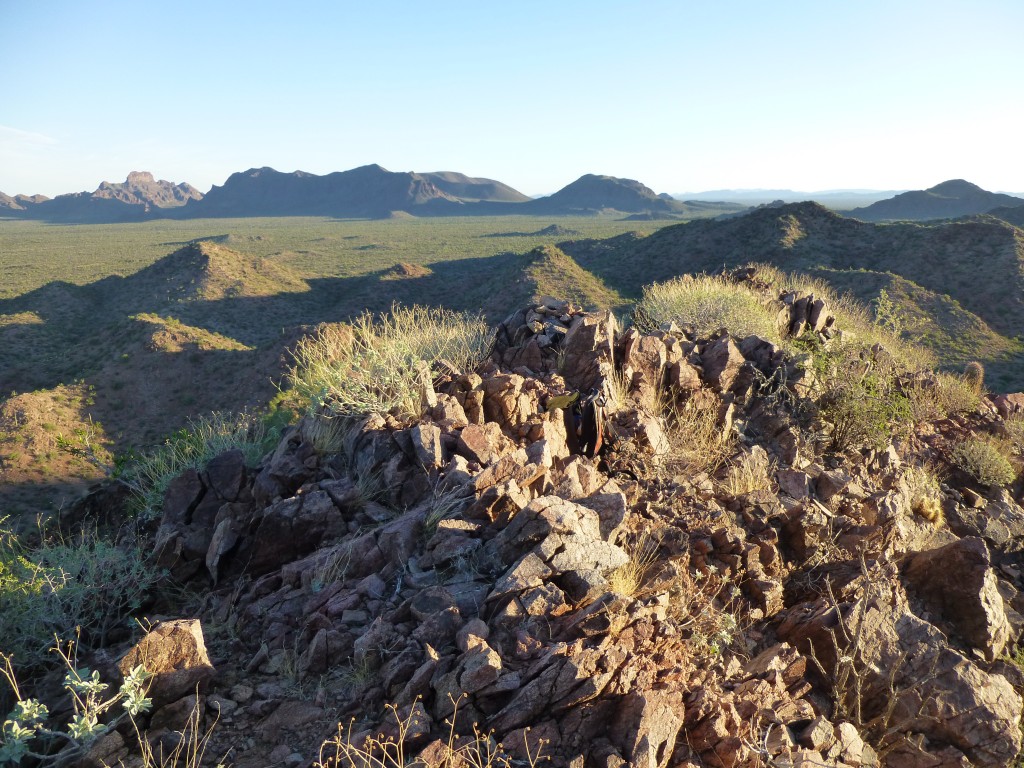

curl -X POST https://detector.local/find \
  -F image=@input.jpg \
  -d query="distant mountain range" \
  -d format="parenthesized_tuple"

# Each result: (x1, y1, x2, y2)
(849, 179, 1024, 222)
(4, 168, 1023, 224)
(0, 166, 743, 223)
(673, 188, 905, 209)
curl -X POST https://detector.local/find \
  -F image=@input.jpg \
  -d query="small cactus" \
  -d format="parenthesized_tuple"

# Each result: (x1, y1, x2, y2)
(963, 361, 985, 395)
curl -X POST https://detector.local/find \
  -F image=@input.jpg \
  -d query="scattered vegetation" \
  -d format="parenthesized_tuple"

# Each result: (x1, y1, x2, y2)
(608, 531, 660, 598)
(719, 448, 775, 496)
(658, 392, 735, 476)
(315, 697, 546, 768)
(288, 305, 491, 419)
(902, 464, 945, 526)
(906, 372, 982, 422)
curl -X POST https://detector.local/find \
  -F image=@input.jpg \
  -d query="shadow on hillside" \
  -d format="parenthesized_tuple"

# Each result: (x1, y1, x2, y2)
(0, 250, 535, 401)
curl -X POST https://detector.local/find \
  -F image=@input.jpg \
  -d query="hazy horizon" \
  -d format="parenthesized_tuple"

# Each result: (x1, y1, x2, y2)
(2, 1, 1023, 198)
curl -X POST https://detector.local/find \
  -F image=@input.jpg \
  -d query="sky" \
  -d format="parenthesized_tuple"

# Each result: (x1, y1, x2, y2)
(2, 1, 1023, 198)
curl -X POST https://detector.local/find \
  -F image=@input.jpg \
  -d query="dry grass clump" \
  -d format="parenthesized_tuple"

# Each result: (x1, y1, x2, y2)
(659, 392, 735, 476)
(316, 698, 546, 768)
(719, 448, 776, 496)
(952, 436, 1017, 487)
(633, 274, 781, 342)
(1004, 412, 1024, 454)
(906, 372, 982, 422)
(608, 531, 660, 598)
(289, 305, 492, 419)
(753, 264, 937, 372)
(902, 464, 945, 526)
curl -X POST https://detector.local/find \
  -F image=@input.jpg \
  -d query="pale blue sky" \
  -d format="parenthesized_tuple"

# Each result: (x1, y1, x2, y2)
(2, 1, 1022, 197)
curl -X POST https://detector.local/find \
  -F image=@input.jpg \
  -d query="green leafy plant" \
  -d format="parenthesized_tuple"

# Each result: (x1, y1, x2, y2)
(1, 641, 151, 766)
(0, 523, 157, 673)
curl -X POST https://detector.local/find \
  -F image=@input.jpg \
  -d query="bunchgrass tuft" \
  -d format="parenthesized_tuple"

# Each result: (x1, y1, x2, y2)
(122, 410, 274, 520)
(634, 274, 781, 341)
(288, 304, 492, 419)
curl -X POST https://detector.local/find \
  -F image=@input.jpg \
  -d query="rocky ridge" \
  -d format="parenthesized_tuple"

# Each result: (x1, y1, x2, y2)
(59, 273, 1024, 767)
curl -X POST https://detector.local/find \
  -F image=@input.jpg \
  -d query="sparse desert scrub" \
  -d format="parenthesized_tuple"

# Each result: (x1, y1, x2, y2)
(288, 305, 492, 419)
(795, 334, 912, 452)
(121, 410, 274, 520)
(1004, 412, 1024, 454)
(951, 436, 1016, 487)
(315, 697, 546, 768)
(633, 274, 782, 341)
(719, 448, 776, 496)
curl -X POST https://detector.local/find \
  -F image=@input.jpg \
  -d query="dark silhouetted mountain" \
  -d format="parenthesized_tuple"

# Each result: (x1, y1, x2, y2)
(528, 174, 688, 214)
(0, 191, 50, 210)
(850, 180, 1024, 221)
(2, 166, 743, 222)
(419, 171, 531, 203)
(185, 165, 538, 218)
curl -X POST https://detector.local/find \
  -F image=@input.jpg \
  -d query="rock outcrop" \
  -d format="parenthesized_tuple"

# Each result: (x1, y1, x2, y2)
(60, 276, 1024, 767)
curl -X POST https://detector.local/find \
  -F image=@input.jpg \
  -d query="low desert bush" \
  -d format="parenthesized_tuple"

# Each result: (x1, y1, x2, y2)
(952, 436, 1016, 487)
(633, 274, 781, 341)
(1004, 412, 1024, 455)
(797, 335, 911, 452)
(0, 525, 156, 675)
(289, 305, 492, 419)
(122, 410, 274, 520)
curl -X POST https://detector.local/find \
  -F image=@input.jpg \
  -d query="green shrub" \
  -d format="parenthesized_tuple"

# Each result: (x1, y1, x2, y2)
(634, 274, 781, 341)
(288, 304, 492, 419)
(798, 336, 911, 452)
(0, 524, 156, 674)
(952, 437, 1016, 487)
